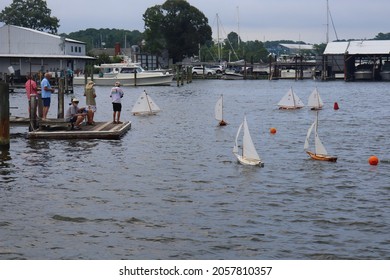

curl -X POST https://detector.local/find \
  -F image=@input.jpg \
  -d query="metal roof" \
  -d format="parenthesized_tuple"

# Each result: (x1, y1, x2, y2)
(0, 54, 94, 59)
(280, 43, 314, 50)
(324, 40, 390, 55)
(5, 25, 85, 44)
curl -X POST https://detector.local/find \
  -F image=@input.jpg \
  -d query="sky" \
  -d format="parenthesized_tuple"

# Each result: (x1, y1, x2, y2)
(1, 0, 389, 44)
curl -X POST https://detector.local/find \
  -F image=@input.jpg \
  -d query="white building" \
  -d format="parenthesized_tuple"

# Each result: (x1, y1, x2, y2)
(323, 40, 390, 80)
(0, 24, 94, 82)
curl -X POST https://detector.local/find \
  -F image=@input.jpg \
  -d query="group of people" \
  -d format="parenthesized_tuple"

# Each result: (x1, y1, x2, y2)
(66, 80, 125, 129)
(24, 72, 57, 119)
(25, 73, 125, 130)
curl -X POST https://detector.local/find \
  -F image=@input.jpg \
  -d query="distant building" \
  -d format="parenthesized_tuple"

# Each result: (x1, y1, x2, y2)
(323, 40, 390, 80)
(0, 24, 94, 82)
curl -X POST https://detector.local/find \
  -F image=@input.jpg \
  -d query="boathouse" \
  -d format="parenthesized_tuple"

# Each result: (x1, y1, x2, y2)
(0, 24, 94, 84)
(323, 40, 390, 81)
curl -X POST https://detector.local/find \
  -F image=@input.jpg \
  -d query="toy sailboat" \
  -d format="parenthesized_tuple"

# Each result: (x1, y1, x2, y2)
(215, 94, 227, 126)
(131, 90, 161, 116)
(278, 87, 304, 109)
(233, 116, 264, 166)
(307, 87, 324, 110)
(304, 112, 337, 162)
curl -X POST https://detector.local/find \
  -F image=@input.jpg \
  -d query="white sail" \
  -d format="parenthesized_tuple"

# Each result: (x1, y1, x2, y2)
(304, 121, 315, 150)
(233, 122, 243, 155)
(215, 95, 223, 121)
(242, 117, 261, 161)
(278, 87, 304, 109)
(307, 87, 323, 109)
(233, 116, 262, 166)
(314, 131, 328, 155)
(132, 90, 161, 115)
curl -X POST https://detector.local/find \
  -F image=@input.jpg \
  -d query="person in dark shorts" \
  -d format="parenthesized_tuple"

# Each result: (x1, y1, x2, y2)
(40, 72, 55, 119)
(110, 81, 124, 124)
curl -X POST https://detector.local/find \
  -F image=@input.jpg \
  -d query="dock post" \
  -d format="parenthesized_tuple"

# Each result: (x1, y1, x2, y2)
(29, 94, 38, 131)
(37, 93, 43, 118)
(176, 66, 180, 87)
(0, 82, 10, 150)
(64, 72, 68, 93)
(244, 61, 247, 80)
(181, 67, 184, 86)
(58, 78, 64, 118)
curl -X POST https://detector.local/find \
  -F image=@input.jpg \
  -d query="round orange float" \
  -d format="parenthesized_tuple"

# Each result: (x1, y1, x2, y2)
(269, 127, 277, 134)
(368, 155, 379, 166)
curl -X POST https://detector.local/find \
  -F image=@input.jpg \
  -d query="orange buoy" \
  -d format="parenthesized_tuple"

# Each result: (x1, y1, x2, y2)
(334, 102, 339, 110)
(368, 155, 379, 166)
(269, 127, 277, 134)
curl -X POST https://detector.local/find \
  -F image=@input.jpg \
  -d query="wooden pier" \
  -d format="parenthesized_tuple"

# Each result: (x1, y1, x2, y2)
(28, 120, 131, 140)
(10, 117, 131, 140)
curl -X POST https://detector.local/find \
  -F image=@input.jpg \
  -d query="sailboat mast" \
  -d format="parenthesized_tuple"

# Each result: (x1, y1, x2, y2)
(291, 87, 296, 107)
(144, 91, 153, 114)
(221, 94, 224, 120)
(237, 6, 240, 47)
(217, 13, 221, 62)
(326, 0, 329, 43)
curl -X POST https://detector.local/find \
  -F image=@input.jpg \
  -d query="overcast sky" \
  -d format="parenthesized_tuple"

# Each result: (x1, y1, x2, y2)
(1, 0, 389, 44)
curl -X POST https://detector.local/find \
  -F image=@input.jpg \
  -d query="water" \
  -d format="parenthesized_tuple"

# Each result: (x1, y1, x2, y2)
(1, 79, 389, 260)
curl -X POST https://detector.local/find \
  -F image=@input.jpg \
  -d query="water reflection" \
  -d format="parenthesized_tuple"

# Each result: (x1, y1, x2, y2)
(0, 149, 11, 163)
(0, 149, 16, 186)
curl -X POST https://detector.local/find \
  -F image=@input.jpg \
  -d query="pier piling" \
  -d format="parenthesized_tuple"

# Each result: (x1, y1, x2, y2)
(58, 78, 64, 119)
(0, 82, 10, 150)
(29, 94, 38, 131)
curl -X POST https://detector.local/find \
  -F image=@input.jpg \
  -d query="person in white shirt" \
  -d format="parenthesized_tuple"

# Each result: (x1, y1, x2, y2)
(110, 81, 124, 124)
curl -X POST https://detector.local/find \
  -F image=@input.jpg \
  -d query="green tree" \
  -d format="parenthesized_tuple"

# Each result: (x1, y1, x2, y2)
(0, 0, 59, 34)
(374, 32, 390, 40)
(143, 0, 212, 62)
(67, 28, 144, 52)
(313, 43, 327, 55)
(243, 40, 269, 63)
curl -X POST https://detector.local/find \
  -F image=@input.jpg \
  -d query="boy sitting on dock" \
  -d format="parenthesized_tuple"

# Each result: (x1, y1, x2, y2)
(65, 98, 87, 130)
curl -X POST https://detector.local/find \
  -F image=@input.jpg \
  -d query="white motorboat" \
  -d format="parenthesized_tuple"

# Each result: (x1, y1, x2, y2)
(73, 60, 174, 86)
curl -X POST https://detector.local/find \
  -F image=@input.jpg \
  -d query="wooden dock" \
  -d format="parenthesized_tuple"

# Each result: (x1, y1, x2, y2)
(10, 117, 131, 140)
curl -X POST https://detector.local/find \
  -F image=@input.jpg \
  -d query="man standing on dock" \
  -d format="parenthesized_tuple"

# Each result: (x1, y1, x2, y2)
(25, 74, 38, 114)
(110, 81, 124, 124)
(40, 72, 55, 119)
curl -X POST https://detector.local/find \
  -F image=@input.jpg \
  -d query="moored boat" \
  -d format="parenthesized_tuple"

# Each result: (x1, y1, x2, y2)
(73, 59, 174, 86)
(380, 61, 390, 81)
(354, 64, 373, 80)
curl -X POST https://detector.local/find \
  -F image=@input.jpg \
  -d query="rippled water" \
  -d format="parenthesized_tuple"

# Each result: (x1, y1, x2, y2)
(1, 79, 389, 260)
